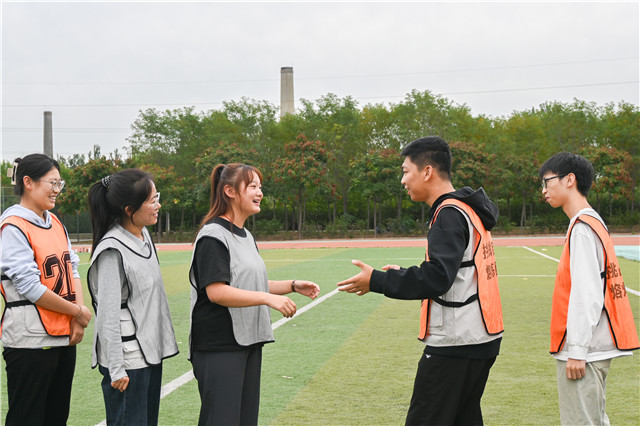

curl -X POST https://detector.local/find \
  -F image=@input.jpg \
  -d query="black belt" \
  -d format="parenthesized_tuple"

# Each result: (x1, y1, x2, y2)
(433, 293, 479, 308)
(122, 334, 137, 342)
(5, 300, 34, 308)
(460, 260, 474, 268)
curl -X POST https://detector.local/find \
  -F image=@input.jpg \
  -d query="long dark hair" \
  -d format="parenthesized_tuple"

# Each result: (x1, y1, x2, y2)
(12, 154, 60, 196)
(88, 169, 154, 253)
(199, 163, 263, 229)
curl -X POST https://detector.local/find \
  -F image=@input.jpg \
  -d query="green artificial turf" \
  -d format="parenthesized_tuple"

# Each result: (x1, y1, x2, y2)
(1, 245, 638, 425)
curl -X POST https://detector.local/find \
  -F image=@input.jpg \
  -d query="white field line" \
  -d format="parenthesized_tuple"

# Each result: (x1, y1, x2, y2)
(96, 288, 341, 426)
(522, 246, 640, 297)
(521, 246, 560, 263)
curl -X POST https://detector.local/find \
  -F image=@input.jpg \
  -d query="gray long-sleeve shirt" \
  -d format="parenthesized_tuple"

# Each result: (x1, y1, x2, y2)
(90, 227, 148, 382)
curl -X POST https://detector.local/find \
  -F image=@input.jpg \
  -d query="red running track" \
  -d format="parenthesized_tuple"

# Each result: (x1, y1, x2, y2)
(72, 235, 639, 253)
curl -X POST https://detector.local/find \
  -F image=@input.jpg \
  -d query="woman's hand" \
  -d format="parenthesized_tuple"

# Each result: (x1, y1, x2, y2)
(73, 305, 92, 328)
(68, 319, 85, 345)
(111, 376, 130, 392)
(266, 294, 297, 318)
(293, 280, 320, 300)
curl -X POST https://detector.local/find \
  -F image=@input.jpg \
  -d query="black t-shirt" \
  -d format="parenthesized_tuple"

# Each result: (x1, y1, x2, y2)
(191, 217, 258, 351)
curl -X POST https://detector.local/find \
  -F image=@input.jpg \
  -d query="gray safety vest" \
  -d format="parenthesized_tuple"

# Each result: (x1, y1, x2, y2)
(189, 222, 273, 350)
(88, 226, 178, 366)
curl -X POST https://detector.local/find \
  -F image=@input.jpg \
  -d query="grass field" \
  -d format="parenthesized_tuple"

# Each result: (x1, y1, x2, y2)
(1, 245, 639, 425)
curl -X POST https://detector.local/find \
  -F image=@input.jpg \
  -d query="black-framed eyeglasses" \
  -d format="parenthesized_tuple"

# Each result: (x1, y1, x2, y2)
(41, 179, 66, 191)
(541, 174, 567, 189)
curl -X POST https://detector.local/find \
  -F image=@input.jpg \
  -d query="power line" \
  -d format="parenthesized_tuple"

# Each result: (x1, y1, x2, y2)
(358, 80, 640, 100)
(2, 101, 227, 108)
(2, 80, 638, 109)
(2, 56, 637, 86)
(2, 128, 131, 133)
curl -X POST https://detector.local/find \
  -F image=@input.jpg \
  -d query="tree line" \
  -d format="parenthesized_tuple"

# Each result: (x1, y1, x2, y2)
(2, 90, 637, 239)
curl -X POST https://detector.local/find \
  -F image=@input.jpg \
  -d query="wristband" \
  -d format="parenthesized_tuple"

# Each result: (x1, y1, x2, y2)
(291, 280, 296, 293)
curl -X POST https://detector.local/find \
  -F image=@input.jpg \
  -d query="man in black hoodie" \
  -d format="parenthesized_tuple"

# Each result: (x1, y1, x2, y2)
(338, 136, 503, 425)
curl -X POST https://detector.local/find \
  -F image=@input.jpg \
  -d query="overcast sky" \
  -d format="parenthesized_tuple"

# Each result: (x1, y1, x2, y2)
(2, 1, 638, 162)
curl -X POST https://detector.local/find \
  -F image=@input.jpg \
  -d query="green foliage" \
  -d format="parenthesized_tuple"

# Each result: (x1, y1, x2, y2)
(272, 135, 331, 237)
(253, 218, 284, 235)
(57, 156, 126, 215)
(40, 91, 639, 235)
(449, 141, 499, 193)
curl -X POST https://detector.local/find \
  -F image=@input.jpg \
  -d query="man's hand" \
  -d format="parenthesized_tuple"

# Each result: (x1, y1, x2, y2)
(337, 260, 374, 296)
(566, 358, 586, 380)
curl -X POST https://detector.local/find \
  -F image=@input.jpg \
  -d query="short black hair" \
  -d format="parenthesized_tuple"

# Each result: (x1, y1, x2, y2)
(12, 153, 60, 196)
(539, 152, 594, 196)
(401, 136, 451, 179)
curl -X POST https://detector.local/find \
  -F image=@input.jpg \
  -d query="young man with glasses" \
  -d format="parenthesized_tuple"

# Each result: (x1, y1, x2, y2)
(539, 152, 638, 425)
(337, 136, 503, 425)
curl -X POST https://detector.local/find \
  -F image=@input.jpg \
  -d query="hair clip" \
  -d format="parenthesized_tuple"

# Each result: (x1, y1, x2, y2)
(7, 162, 18, 186)
(101, 175, 111, 190)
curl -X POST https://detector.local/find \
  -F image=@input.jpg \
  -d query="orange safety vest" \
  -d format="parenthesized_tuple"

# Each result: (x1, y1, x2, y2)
(418, 199, 503, 341)
(1, 214, 76, 337)
(550, 214, 639, 353)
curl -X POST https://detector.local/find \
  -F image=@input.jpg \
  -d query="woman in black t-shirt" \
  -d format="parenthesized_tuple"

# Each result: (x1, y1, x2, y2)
(189, 163, 320, 426)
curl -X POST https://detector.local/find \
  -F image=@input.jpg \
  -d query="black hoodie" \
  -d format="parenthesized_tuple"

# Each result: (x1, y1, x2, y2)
(369, 186, 500, 358)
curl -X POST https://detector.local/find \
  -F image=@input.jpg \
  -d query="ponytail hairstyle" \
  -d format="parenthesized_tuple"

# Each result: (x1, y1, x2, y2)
(199, 163, 263, 229)
(11, 153, 60, 196)
(88, 168, 154, 253)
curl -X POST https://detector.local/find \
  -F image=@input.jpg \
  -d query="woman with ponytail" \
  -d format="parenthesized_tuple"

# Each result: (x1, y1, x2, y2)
(87, 169, 178, 426)
(189, 163, 320, 426)
(0, 153, 92, 426)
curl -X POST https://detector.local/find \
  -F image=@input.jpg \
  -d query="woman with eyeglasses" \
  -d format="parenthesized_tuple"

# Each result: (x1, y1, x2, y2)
(0, 153, 92, 426)
(87, 169, 178, 426)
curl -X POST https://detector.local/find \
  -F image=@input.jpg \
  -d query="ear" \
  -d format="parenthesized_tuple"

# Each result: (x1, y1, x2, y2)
(422, 165, 432, 182)
(565, 173, 577, 188)
(223, 185, 237, 199)
(124, 206, 134, 217)
(22, 176, 35, 191)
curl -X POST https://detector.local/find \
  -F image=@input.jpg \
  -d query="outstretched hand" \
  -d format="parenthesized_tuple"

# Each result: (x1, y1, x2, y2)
(337, 260, 373, 296)
(293, 280, 321, 300)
